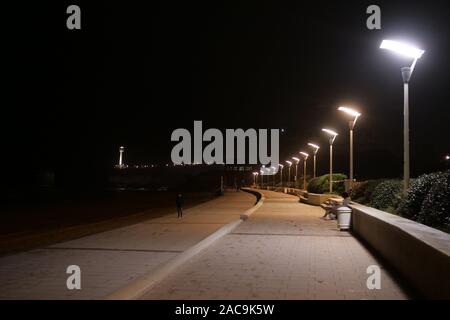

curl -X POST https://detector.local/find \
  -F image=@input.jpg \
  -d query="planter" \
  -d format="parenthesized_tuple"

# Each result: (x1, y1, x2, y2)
(336, 206, 352, 230)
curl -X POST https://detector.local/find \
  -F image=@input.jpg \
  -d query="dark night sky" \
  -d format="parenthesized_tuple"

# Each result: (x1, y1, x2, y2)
(5, 0, 450, 186)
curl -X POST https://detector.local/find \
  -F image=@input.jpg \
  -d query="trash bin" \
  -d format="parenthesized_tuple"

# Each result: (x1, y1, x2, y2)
(336, 206, 352, 230)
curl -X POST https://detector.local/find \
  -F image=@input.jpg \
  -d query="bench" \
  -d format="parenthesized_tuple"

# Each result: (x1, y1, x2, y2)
(320, 197, 344, 217)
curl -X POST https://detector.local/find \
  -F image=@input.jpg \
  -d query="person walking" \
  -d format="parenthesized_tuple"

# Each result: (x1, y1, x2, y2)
(176, 194, 184, 218)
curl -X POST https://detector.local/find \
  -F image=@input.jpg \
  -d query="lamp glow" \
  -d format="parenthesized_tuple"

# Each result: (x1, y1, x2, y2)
(380, 40, 424, 59)
(322, 128, 338, 137)
(308, 143, 320, 150)
(338, 106, 361, 118)
(292, 157, 300, 162)
(300, 152, 309, 158)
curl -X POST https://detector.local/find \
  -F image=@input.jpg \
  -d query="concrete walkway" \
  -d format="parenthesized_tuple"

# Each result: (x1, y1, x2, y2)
(141, 189, 410, 300)
(0, 190, 256, 299)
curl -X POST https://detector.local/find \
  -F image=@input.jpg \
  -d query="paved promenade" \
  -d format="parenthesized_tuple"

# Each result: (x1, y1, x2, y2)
(142, 189, 410, 299)
(0, 190, 255, 299)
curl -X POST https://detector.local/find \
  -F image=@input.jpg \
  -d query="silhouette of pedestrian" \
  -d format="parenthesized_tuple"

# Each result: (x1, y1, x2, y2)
(176, 194, 183, 218)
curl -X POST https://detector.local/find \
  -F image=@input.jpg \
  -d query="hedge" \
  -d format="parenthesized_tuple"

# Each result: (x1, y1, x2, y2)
(415, 171, 450, 230)
(369, 179, 403, 213)
(350, 179, 384, 205)
(352, 171, 450, 232)
(307, 173, 347, 194)
(397, 172, 441, 219)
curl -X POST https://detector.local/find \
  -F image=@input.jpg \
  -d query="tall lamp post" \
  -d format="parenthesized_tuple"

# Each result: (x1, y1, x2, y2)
(286, 161, 292, 187)
(271, 166, 277, 188)
(300, 152, 309, 190)
(380, 39, 425, 194)
(292, 157, 300, 186)
(308, 143, 320, 178)
(252, 172, 258, 187)
(279, 164, 284, 187)
(322, 128, 338, 193)
(260, 167, 265, 188)
(338, 106, 361, 190)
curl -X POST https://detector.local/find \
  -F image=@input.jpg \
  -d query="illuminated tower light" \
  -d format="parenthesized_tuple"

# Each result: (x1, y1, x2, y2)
(119, 146, 125, 167)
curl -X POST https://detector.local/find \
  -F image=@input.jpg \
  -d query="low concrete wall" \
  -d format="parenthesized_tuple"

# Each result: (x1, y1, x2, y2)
(350, 203, 450, 299)
(282, 188, 307, 198)
(306, 193, 332, 206)
(240, 188, 265, 220)
(241, 188, 262, 204)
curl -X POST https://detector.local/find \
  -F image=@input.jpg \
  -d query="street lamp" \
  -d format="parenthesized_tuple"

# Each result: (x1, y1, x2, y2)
(278, 164, 284, 187)
(308, 143, 320, 178)
(292, 157, 300, 185)
(338, 106, 361, 190)
(300, 152, 309, 190)
(260, 167, 265, 188)
(380, 39, 425, 194)
(286, 160, 292, 187)
(271, 166, 277, 188)
(322, 128, 338, 193)
(252, 172, 258, 187)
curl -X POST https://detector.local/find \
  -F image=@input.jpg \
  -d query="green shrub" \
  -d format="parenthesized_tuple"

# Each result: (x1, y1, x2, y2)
(307, 176, 325, 193)
(397, 172, 441, 219)
(351, 171, 450, 233)
(307, 173, 347, 194)
(369, 179, 403, 213)
(415, 171, 450, 230)
(350, 179, 384, 205)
